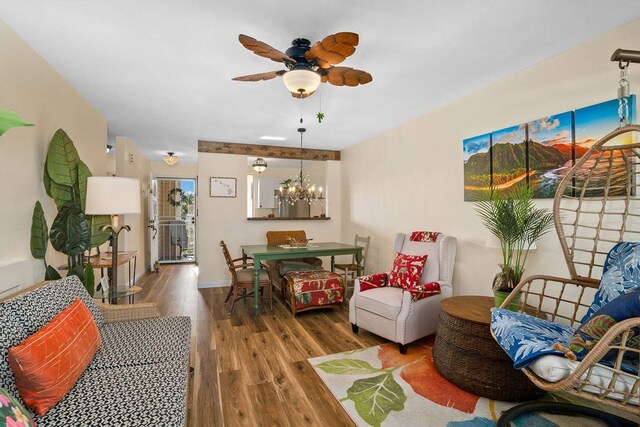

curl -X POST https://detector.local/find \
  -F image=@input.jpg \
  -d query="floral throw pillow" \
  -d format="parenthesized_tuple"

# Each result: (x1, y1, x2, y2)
(388, 253, 427, 289)
(567, 289, 640, 360)
(357, 272, 389, 291)
(0, 388, 35, 427)
(406, 281, 441, 301)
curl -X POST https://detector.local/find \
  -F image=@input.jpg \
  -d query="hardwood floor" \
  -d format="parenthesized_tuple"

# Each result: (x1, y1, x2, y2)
(133, 264, 387, 427)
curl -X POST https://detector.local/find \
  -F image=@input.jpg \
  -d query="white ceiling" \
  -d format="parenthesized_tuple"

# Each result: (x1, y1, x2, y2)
(1, 1, 640, 163)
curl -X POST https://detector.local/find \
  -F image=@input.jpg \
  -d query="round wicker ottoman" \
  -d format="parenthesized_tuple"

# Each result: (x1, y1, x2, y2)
(433, 296, 544, 402)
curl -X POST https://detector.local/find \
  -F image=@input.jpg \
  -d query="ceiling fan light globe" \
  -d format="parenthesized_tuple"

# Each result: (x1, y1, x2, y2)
(283, 70, 320, 96)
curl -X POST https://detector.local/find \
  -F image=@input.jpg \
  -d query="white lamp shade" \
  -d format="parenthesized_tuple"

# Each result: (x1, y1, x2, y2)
(85, 177, 141, 215)
(282, 69, 321, 95)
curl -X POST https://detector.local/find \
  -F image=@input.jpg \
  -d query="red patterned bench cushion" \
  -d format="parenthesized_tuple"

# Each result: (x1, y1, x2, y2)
(285, 270, 344, 310)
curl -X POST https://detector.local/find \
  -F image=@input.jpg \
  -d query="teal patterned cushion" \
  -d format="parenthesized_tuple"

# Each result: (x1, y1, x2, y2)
(0, 388, 36, 426)
(582, 241, 640, 322)
(571, 289, 640, 361)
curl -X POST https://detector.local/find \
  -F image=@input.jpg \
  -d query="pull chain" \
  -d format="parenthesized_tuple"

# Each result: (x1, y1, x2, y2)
(617, 62, 630, 127)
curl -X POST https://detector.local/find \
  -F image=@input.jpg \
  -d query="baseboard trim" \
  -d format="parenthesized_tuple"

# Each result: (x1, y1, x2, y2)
(198, 280, 230, 289)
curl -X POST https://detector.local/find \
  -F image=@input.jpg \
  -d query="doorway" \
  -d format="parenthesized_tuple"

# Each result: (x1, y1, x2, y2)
(151, 177, 197, 264)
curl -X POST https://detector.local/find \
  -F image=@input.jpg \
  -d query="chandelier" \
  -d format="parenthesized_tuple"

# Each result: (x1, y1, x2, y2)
(278, 127, 324, 205)
(164, 152, 178, 166)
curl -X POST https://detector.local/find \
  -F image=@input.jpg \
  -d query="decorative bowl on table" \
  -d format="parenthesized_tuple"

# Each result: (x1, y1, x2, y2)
(286, 237, 312, 248)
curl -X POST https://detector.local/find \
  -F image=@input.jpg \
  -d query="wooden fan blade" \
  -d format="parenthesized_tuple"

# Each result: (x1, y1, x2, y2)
(290, 90, 316, 99)
(316, 59, 332, 69)
(238, 34, 295, 64)
(232, 70, 285, 82)
(326, 67, 372, 87)
(305, 32, 359, 66)
(334, 32, 359, 46)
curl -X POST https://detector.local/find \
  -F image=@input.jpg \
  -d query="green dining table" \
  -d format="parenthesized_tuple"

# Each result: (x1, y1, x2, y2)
(241, 242, 363, 315)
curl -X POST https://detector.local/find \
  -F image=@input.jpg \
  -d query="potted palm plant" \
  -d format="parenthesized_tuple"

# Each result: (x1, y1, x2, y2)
(475, 184, 554, 309)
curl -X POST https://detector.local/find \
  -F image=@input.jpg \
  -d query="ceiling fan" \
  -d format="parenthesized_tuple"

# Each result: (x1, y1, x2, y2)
(232, 32, 372, 98)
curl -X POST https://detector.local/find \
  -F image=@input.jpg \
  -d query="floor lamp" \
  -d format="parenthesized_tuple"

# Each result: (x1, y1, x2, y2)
(85, 177, 141, 304)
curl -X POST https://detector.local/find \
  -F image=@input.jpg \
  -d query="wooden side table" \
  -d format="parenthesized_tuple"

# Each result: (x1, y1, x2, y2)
(88, 251, 140, 304)
(433, 296, 544, 402)
(58, 251, 139, 304)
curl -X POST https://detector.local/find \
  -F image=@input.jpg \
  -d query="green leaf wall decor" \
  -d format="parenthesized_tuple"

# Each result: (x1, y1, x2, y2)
(83, 262, 95, 296)
(49, 180, 75, 210)
(45, 265, 62, 280)
(76, 160, 91, 212)
(46, 129, 80, 187)
(50, 201, 90, 256)
(30, 201, 49, 260)
(0, 110, 33, 136)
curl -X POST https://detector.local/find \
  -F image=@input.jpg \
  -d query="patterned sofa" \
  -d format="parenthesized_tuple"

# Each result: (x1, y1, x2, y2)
(0, 276, 191, 427)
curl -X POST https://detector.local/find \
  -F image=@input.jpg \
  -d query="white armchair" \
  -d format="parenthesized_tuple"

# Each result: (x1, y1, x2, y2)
(349, 232, 457, 353)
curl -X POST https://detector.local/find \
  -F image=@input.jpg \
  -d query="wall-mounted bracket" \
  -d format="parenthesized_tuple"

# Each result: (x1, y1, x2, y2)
(610, 49, 640, 65)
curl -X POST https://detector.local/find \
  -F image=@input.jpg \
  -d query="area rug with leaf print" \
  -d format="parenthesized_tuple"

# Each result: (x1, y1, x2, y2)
(309, 337, 605, 427)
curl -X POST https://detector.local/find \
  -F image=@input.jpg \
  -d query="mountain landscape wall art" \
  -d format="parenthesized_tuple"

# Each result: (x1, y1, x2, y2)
(527, 111, 576, 198)
(463, 133, 491, 201)
(575, 96, 637, 148)
(462, 96, 636, 200)
(490, 124, 528, 196)
(574, 96, 637, 197)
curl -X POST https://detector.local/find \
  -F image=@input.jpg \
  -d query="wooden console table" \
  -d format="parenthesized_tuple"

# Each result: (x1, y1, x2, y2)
(433, 296, 544, 402)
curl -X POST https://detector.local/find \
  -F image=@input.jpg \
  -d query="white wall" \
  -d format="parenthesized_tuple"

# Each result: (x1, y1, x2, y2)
(197, 153, 341, 286)
(341, 19, 640, 297)
(151, 161, 197, 179)
(115, 137, 151, 285)
(0, 18, 107, 287)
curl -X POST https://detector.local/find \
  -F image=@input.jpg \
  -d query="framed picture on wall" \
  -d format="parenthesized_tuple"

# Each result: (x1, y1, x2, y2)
(463, 132, 491, 201)
(210, 177, 237, 198)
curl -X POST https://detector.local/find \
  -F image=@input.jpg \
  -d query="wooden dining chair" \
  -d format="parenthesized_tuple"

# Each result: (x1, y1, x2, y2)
(220, 240, 273, 314)
(334, 234, 370, 293)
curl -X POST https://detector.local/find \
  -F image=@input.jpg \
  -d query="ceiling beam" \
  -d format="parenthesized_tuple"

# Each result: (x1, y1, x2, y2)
(198, 140, 340, 161)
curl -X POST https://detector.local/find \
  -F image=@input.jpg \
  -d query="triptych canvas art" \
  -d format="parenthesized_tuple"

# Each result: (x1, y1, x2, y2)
(463, 96, 637, 201)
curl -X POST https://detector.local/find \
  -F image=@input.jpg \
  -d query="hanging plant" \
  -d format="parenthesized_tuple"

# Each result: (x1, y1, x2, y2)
(168, 188, 185, 206)
(317, 93, 325, 123)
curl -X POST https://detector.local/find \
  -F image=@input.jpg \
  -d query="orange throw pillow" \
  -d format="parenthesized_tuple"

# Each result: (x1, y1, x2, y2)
(8, 298, 101, 416)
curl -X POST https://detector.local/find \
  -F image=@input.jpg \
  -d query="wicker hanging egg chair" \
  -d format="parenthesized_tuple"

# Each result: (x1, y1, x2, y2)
(494, 124, 640, 425)
(493, 49, 640, 424)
